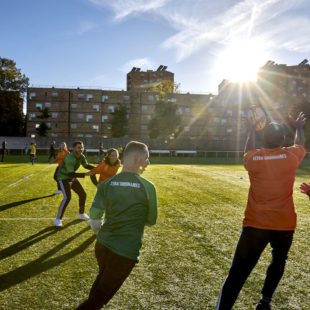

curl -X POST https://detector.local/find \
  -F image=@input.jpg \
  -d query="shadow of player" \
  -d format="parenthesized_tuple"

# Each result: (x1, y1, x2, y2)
(0, 194, 56, 212)
(0, 225, 96, 292)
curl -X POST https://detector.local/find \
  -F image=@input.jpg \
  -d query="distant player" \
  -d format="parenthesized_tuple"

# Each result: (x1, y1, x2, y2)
(54, 141, 94, 227)
(50, 142, 70, 194)
(76, 141, 157, 309)
(1, 140, 7, 162)
(48, 141, 56, 162)
(216, 113, 306, 310)
(98, 143, 104, 162)
(90, 148, 121, 187)
(30, 142, 36, 165)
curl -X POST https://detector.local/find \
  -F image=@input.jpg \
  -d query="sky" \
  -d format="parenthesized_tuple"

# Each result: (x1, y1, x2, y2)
(2, 0, 310, 95)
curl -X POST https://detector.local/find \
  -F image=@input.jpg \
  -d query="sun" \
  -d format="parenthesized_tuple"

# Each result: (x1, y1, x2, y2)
(215, 38, 268, 83)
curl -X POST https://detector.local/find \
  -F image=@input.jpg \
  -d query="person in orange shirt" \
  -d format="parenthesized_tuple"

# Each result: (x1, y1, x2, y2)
(51, 142, 70, 194)
(90, 148, 121, 186)
(216, 112, 306, 310)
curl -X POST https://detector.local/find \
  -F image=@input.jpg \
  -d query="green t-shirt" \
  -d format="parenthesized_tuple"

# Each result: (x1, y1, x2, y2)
(56, 152, 89, 181)
(90, 172, 158, 260)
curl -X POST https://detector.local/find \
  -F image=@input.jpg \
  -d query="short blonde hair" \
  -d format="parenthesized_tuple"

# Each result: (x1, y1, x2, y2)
(123, 141, 148, 160)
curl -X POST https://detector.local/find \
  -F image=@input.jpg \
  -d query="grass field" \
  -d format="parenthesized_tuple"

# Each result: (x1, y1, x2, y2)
(1, 156, 310, 309)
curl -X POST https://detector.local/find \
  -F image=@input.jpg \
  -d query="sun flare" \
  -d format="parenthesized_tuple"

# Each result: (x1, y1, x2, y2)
(215, 38, 268, 83)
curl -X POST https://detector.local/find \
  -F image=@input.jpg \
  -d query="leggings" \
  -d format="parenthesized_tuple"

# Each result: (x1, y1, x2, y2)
(56, 179, 86, 219)
(216, 226, 294, 309)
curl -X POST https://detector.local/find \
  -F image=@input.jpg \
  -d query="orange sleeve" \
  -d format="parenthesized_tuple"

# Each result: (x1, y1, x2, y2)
(285, 145, 306, 164)
(92, 162, 105, 174)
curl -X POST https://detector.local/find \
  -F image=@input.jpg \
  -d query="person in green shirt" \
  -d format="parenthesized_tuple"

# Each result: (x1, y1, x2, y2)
(54, 141, 94, 227)
(76, 141, 158, 309)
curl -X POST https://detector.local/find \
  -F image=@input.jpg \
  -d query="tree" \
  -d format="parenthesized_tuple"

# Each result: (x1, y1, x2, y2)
(148, 81, 182, 139)
(36, 107, 51, 136)
(109, 105, 128, 138)
(0, 57, 29, 136)
(0, 58, 29, 93)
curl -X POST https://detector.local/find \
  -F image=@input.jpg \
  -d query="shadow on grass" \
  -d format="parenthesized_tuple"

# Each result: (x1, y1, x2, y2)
(0, 225, 96, 292)
(0, 194, 55, 212)
(0, 220, 81, 261)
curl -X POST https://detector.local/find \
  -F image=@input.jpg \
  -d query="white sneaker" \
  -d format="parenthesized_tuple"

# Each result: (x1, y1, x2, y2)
(53, 219, 62, 227)
(54, 190, 62, 194)
(77, 213, 90, 220)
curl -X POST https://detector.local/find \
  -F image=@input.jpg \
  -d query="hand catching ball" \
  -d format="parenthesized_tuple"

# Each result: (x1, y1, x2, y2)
(247, 107, 266, 131)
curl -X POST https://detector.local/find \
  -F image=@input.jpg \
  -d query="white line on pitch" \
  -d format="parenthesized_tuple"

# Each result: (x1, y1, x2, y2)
(7, 174, 34, 188)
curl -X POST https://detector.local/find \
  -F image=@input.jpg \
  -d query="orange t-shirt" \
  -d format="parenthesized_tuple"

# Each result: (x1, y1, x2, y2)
(243, 145, 306, 230)
(92, 160, 121, 184)
(57, 150, 70, 166)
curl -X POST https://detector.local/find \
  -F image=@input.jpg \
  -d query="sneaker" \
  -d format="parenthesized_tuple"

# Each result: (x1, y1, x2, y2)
(77, 213, 90, 220)
(53, 219, 62, 227)
(255, 300, 271, 310)
(54, 190, 62, 194)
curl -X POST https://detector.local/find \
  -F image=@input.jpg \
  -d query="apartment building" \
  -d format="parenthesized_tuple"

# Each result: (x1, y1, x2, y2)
(127, 65, 174, 91)
(257, 59, 310, 119)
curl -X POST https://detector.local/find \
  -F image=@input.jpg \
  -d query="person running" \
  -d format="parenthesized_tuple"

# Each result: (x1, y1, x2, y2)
(1, 140, 7, 162)
(48, 141, 56, 162)
(50, 142, 70, 194)
(54, 141, 94, 227)
(30, 142, 36, 165)
(76, 141, 158, 309)
(216, 112, 306, 310)
(90, 148, 121, 187)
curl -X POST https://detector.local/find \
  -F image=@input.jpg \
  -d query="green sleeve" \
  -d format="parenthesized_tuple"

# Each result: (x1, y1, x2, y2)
(90, 183, 105, 220)
(140, 178, 158, 226)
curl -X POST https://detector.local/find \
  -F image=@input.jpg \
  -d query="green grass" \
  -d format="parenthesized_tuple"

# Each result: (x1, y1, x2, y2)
(1, 159, 310, 309)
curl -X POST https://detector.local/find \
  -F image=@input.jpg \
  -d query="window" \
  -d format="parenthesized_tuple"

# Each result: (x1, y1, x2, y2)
(46, 122, 51, 127)
(51, 133, 58, 137)
(29, 113, 36, 120)
(77, 134, 84, 137)
(302, 80, 307, 84)
(93, 125, 99, 132)
(141, 125, 148, 130)
(148, 95, 154, 101)
(78, 93, 84, 98)
(141, 105, 148, 111)
(86, 94, 93, 101)
(71, 123, 77, 129)
(227, 109, 233, 116)
(214, 117, 220, 123)
(35, 124, 40, 128)
(36, 103, 42, 110)
(123, 95, 130, 101)
(85, 134, 93, 137)
(227, 129, 233, 133)
(171, 98, 177, 102)
(45, 102, 51, 108)
(77, 113, 84, 119)
(102, 95, 108, 102)
(184, 126, 190, 132)
(71, 103, 77, 108)
(176, 107, 183, 115)
(185, 107, 191, 113)
(102, 115, 108, 122)
(31, 134, 36, 138)
(52, 92, 58, 97)
(52, 112, 58, 119)
(29, 92, 36, 99)
(221, 119, 227, 124)
(108, 106, 115, 112)
(152, 73, 157, 78)
(147, 115, 151, 120)
(93, 104, 99, 112)
(86, 115, 93, 122)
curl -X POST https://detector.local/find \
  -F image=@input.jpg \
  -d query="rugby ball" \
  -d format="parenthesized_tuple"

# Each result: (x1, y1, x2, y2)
(247, 107, 266, 131)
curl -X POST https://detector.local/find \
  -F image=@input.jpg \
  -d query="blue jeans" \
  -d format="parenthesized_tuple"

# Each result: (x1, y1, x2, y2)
(216, 226, 294, 309)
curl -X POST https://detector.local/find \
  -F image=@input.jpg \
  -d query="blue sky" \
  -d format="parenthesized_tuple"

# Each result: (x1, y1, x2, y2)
(2, 0, 310, 94)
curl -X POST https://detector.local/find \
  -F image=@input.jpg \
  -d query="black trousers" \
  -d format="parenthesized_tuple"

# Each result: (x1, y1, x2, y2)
(77, 242, 137, 309)
(53, 167, 61, 190)
(216, 226, 294, 310)
(56, 179, 86, 219)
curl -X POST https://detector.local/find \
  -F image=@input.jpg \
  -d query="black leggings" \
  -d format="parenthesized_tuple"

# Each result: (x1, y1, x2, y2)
(76, 242, 137, 309)
(53, 167, 60, 190)
(216, 226, 294, 309)
(56, 179, 86, 219)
